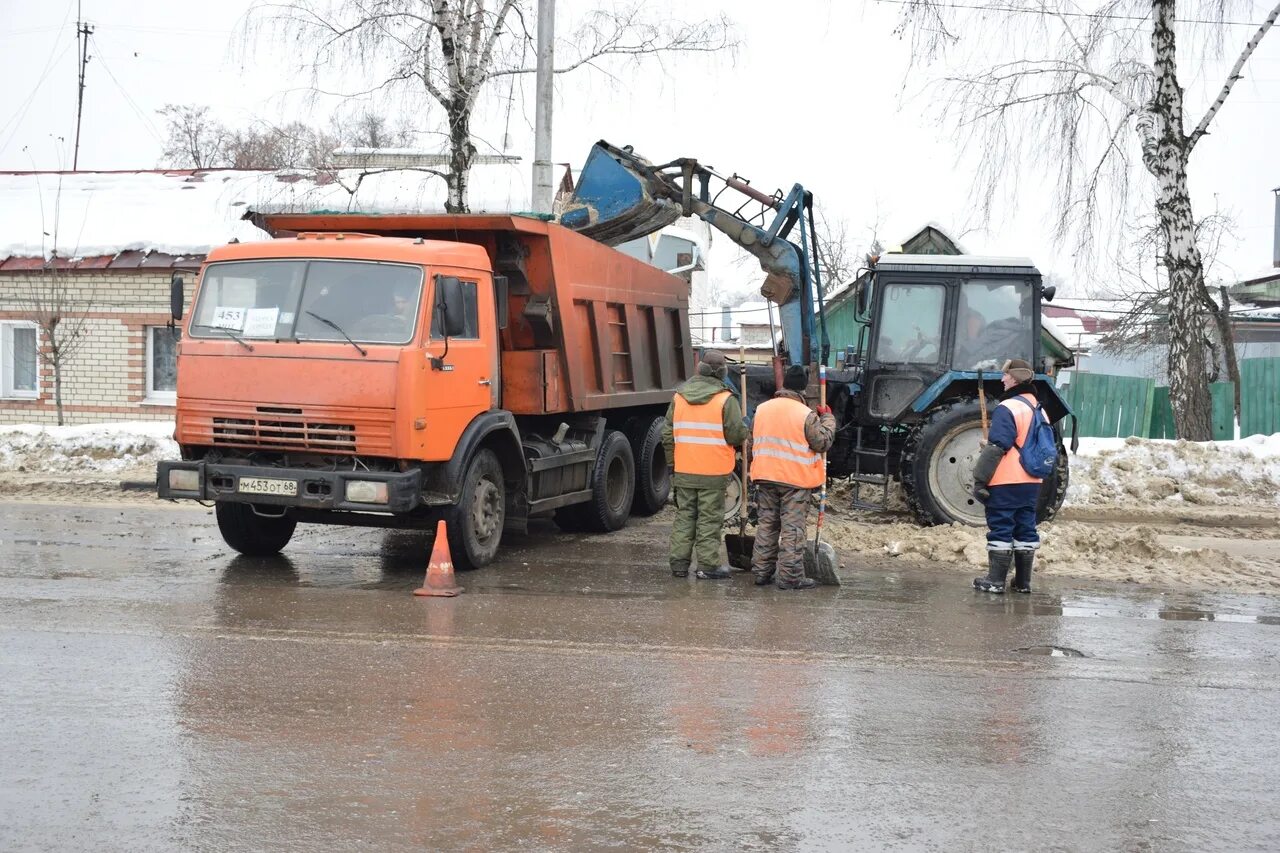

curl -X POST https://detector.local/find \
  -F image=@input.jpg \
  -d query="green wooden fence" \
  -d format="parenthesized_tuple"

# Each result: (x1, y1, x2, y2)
(1240, 357, 1280, 438)
(1065, 360, 1279, 439)
(1062, 373, 1155, 438)
(1147, 383, 1235, 440)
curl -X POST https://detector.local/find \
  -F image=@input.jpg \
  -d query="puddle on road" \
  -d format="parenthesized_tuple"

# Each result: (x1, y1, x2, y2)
(1040, 602, 1280, 626)
(1015, 645, 1087, 658)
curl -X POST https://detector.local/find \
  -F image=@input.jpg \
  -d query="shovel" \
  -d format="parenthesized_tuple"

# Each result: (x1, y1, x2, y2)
(725, 346, 754, 570)
(804, 363, 840, 586)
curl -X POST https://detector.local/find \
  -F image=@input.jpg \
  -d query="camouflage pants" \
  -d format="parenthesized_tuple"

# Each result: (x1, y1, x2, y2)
(751, 482, 811, 585)
(669, 486, 726, 571)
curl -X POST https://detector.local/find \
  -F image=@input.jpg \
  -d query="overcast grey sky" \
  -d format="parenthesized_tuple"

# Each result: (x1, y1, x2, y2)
(2, 0, 1277, 297)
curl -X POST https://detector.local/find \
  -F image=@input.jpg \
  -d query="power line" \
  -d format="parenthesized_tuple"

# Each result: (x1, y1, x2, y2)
(88, 35, 164, 146)
(872, 0, 1274, 26)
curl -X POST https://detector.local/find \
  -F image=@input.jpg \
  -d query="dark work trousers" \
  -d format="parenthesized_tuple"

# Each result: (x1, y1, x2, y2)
(984, 482, 1041, 552)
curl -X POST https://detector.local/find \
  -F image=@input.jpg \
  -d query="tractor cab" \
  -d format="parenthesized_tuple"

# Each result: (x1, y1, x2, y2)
(844, 255, 1061, 425)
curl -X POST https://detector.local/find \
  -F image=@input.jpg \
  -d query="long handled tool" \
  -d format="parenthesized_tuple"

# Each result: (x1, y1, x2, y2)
(804, 363, 840, 586)
(977, 368, 989, 441)
(725, 345, 754, 569)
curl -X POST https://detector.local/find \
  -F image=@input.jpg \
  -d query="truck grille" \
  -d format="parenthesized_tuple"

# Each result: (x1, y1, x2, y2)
(182, 402, 394, 456)
(213, 407, 356, 452)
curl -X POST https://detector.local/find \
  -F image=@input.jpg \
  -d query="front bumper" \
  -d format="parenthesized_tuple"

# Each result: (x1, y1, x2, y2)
(157, 460, 423, 513)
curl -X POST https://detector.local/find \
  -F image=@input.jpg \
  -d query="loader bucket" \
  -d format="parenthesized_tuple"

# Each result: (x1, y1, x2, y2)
(559, 143, 682, 246)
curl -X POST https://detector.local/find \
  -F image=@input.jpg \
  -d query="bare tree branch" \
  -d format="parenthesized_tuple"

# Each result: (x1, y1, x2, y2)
(1188, 0, 1280, 149)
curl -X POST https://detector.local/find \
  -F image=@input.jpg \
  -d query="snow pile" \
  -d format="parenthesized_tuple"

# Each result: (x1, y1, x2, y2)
(0, 422, 177, 474)
(1066, 434, 1280, 508)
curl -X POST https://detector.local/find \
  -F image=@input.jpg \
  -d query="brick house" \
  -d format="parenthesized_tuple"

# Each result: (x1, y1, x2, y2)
(0, 162, 555, 426)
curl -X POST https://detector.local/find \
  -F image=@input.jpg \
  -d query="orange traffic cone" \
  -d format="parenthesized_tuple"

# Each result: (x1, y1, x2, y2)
(414, 519, 462, 597)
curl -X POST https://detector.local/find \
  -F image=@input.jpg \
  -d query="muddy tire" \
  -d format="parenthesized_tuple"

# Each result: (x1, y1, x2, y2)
(626, 416, 670, 516)
(554, 430, 635, 533)
(216, 502, 297, 556)
(900, 399, 990, 527)
(448, 448, 505, 570)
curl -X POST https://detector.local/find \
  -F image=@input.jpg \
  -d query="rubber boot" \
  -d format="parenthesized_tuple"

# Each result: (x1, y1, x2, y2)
(754, 569, 775, 586)
(776, 577, 818, 591)
(973, 550, 1012, 594)
(1011, 550, 1034, 594)
(671, 560, 689, 578)
(696, 565, 731, 580)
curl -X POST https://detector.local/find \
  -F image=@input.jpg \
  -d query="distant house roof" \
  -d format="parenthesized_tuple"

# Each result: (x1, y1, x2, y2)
(824, 222, 968, 306)
(0, 161, 563, 264)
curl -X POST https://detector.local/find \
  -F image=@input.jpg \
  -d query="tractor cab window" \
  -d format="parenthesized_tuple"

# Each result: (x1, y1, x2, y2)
(874, 282, 946, 364)
(952, 280, 1034, 371)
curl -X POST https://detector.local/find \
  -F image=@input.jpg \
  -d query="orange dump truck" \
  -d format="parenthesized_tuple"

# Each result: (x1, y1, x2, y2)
(157, 214, 693, 567)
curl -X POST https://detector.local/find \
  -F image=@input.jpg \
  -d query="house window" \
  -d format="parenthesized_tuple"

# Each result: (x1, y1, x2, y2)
(1, 322, 38, 399)
(146, 326, 179, 402)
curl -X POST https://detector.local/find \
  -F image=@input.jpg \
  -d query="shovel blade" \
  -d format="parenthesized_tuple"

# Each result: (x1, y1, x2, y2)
(724, 533, 754, 571)
(803, 541, 840, 586)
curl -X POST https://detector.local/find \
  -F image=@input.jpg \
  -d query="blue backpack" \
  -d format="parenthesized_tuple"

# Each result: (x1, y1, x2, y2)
(1010, 396, 1058, 479)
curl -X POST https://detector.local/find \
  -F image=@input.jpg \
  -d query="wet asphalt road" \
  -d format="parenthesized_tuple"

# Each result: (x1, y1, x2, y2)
(3, 501, 1280, 852)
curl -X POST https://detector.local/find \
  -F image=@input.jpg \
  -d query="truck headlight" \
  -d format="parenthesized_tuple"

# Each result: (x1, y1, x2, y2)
(345, 480, 389, 504)
(168, 469, 200, 492)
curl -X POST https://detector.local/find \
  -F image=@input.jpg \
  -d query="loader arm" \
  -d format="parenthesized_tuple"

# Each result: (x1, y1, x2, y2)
(560, 140, 827, 365)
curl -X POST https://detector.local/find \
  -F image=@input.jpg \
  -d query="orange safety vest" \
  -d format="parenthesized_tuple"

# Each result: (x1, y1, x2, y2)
(750, 397, 824, 489)
(672, 390, 736, 476)
(990, 392, 1047, 486)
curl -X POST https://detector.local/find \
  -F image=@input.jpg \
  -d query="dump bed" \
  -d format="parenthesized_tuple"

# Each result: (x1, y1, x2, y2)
(250, 213, 694, 415)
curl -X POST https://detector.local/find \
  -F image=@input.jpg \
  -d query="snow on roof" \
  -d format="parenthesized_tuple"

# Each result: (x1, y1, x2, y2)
(0, 163, 535, 258)
(1241, 268, 1280, 285)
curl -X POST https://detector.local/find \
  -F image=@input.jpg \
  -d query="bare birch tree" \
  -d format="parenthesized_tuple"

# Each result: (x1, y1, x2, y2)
(896, 0, 1280, 439)
(246, 1, 734, 213)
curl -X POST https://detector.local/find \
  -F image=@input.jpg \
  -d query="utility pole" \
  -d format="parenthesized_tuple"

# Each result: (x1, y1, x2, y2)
(531, 0, 555, 215)
(73, 1, 94, 171)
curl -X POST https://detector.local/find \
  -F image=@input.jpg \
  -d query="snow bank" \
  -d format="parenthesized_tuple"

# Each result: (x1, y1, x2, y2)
(0, 422, 177, 474)
(1066, 434, 1280, 508)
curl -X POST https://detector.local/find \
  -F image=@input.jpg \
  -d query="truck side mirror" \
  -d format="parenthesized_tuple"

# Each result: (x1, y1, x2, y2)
(170, 273, 185, 321)
(434, 275, 467, 338)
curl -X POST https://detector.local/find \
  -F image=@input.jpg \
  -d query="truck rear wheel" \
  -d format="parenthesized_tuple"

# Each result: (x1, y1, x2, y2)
(448, 448, 505, 570)
(554, 429, 635, 533)
(215, 502, 297, 556)
(627, 416, 670, 516)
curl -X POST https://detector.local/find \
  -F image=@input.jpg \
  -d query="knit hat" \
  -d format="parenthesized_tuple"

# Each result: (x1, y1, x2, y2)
(783, 364, 808, 392)
(698, 349, 727, 378)
(1002, 358, 1034, 384)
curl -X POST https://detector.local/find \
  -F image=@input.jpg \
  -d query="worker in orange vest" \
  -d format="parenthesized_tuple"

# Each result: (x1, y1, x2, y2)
(972, 358, 1048, 594)
(749, 364, 836, 590)
(661, 349, 749, 579)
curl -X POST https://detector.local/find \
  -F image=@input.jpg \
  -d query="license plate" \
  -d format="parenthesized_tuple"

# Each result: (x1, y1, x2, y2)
(237, 477, 298, 497)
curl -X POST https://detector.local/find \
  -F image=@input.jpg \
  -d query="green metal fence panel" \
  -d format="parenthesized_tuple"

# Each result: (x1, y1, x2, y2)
(1241, 357, 1280, 437)
(1063, 372, 1156, 438)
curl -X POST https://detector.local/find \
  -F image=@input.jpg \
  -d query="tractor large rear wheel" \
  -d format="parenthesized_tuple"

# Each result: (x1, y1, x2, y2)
(901, 399, 1070, 526)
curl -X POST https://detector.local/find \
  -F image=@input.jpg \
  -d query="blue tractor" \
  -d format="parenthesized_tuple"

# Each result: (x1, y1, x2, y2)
(560, 141, 1075, 526)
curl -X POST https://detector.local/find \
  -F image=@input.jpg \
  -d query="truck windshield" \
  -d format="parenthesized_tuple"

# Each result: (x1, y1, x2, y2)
(952, 280, 1034, 370)
(188, 259, 424, 345)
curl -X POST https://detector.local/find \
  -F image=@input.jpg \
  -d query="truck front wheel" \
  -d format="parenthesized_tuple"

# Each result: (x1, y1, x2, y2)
(448, 448, 506, 570)
(215, 502, 297, 556)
